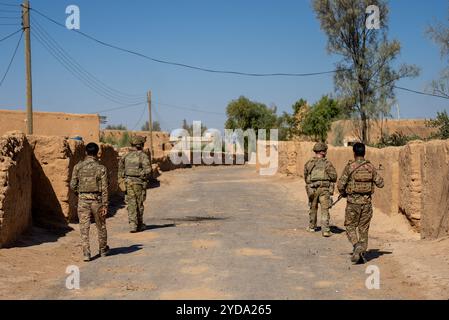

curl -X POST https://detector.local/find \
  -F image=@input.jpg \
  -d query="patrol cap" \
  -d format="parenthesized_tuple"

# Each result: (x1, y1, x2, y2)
(313, 142, 328, 153)
(130, 135, 147, 146)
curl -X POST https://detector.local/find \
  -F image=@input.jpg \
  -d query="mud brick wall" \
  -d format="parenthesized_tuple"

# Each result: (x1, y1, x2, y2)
(99, 144, 120, 197)
(0, 132, 32, 248)
(0, 110, 100, 142)
(401, 140, 449, 239)
(28, 136, 85, 225)
(260, 139, 449, 239)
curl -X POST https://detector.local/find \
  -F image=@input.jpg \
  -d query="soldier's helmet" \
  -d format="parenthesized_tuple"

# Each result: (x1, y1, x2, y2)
(313, 142, 328, 153)
(130, 135, 146, 146)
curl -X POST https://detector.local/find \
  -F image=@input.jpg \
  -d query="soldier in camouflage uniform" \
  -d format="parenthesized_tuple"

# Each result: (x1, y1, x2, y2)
(118, 136, 152, 233)
(70, 143, 109, 262)
(338, 143, 384, 264)
(304, 142, 338, 237)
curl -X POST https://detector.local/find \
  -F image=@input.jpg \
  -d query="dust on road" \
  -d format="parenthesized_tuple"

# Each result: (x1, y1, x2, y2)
(0, 166, 447, 300)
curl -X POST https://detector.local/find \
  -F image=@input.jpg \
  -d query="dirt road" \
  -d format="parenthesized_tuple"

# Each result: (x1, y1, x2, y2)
(1, 166, 448, 300)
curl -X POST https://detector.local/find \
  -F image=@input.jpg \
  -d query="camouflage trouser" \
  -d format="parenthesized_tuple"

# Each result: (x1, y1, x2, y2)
(125, 180, 147, 231)
(344, 202, 373, 253)
(309, 188, 331, 233)
(77, 199, 108, 256)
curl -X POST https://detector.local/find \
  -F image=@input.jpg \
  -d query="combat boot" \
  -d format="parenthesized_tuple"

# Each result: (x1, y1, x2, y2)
(351, 244, 364, 264)
(322, 230, 332, 238)
(100, 246, 110, 257)
(137, 223, 147, 232)
(306, 227, 316, 233)
(83, 254, 91, 262)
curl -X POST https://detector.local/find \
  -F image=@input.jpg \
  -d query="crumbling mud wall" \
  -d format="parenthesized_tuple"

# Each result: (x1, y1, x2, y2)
(28, 136, 85, 226)
(0, 110, 100, 142)
(29, 136, 120, 225)
(328, 119, 437, 145)
(0, 132, 32, 247)
(101, 130, 172, 159)
(263, 139, 449, 239)
(401, 140, 449, 239)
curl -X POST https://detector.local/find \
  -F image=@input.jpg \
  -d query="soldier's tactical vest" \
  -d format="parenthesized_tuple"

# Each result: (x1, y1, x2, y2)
(346, 161, 374, 195)
(310, 159, 329, 182)
(78, 161, 102, 193)
(124, 152, 143, 178)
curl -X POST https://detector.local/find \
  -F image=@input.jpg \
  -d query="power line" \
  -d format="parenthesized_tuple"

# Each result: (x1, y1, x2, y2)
(131, 105, 147, 131)
(31, 7, 340, 78)
(0, 28, 21, 42)
(393, 85, 449, 100)
(0, 30, 22, 88)
(32, 25, 146, 105)
(154, 101, 226, 115)
(31, 17, 145, 104)
(0, 2, 20, 7)
(93, 101, 146, 114)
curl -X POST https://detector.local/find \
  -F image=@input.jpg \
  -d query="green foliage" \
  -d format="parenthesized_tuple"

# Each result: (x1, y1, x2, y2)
(312, 0, 419, 143)
(100, 131, 131, 148)
(301, 96, 341, 142)
(141, 121, 162, 132)
(427, 110, 449, 140)
(105, 124, 127, 130)
(181, 119, 208, 136)
(373, 131, 423, 148)
(225, 96, 277, 133)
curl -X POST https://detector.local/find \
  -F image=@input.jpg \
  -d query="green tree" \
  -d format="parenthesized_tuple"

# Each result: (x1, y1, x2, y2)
(225, 96, 277, 133)
(301, 96, 341, 142)
(312, 0, 419, 143)
(105, 124, 127, 130)
(141, 121, 162, 132)
(277, 99, 309, 140)
(427, 7, 449, 98)
(427, 111, 449, 140)
(181, 119, 208, 136)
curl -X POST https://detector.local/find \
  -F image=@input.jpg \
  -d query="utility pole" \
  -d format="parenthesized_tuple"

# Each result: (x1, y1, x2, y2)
(147, 91, 154, 162)
(22, 0, 33, 134)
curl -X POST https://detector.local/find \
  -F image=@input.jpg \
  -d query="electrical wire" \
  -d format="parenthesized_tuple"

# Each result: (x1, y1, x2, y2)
(131, 104, 147, 131)
(154, 101, 226, 115)
(0, 27, 21, 42)
(31, 7, 340, 78)
(0, 2, 19, 7)
(32, 25, 147, 105)
(393, 85, 449, 100)
(31, 17, 145, 103)
(0, 29, 22, 88)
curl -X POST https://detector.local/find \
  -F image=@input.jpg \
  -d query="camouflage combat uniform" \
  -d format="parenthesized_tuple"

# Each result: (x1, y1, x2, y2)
(304, 147, 337, 235)
(118, 137, 151, 232)
(337, 158, 384, 258)
(70, 156, 109, 258)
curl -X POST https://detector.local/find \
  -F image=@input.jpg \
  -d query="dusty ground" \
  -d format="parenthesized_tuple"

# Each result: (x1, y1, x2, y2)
(0, 166, 448, 300)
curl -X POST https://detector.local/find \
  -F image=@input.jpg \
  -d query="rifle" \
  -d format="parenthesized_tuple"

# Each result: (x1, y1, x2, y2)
(330, 194, 344, 208)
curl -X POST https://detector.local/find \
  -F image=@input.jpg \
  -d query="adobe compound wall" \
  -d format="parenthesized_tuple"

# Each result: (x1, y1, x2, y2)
(259, 140, 449, 239)
(0, 132, 32, 248)
(0, 110, 100, 143)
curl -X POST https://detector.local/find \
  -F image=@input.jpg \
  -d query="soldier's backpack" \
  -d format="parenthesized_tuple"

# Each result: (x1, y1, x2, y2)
(78, 161, 102, 193)
(124, 151, 144, 177)
(346, 161, 374, 194)
(310, 158, 329, 182)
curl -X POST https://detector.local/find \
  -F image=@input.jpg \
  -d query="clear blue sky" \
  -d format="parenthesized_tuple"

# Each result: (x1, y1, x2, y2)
(0, 0, 448, 131)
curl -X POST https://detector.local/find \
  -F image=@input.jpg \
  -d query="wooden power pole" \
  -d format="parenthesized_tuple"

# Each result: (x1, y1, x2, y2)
(147, 91, 154, 161)
(22, 0, 33, 135)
